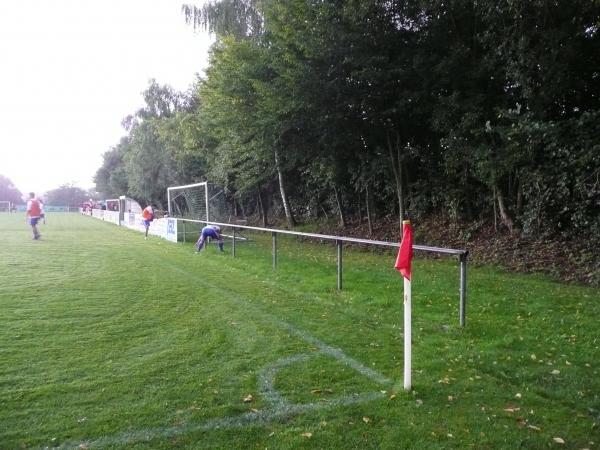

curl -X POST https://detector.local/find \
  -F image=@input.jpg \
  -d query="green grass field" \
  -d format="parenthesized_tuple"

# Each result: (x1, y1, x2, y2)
(1, 213, 598, 449)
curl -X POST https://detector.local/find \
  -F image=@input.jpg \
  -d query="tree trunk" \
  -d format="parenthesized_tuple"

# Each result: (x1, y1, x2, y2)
(495, 182, 514, 233)
(333, 186, 346, 228)
(492, 185, 498, 232)
(257, 186, 267, 227)
(357, 189, 363, 225)
(365, 183, 373, 236)
(239, 197, 246, 219)
(387, 132, 405, 229)
(274, 148, 296, 227)
(515, 178, 523, 217)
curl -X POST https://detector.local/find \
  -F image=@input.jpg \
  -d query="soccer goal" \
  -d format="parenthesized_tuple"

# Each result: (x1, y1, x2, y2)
(167, 182, 228, 222)
(0, 201, 11, 212)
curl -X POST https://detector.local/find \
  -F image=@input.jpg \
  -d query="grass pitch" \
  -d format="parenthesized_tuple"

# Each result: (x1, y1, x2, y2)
(0, 213, 598, 449)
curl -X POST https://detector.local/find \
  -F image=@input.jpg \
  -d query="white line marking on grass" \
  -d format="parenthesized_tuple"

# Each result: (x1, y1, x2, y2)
(51, 391, 385, 449)
(258, 354, 311, 407)
(47, 258, 394, 449)
(275, 321, 392, 385)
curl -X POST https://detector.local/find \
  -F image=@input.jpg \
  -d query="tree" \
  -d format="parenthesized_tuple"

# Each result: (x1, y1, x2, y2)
(45, 184, 90, 207)
(95, 137, 130, 198)
(95, 0, 598, 242)
(0, 175, 24, 205)
(96, 80, 198, 208)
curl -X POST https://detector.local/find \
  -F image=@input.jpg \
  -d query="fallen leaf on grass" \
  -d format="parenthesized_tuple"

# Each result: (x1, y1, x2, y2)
(301, 432, 313, 438)
(552, 437, 565, 444)
(362, 417, 371, 424)
(243, 394, 254, 403)
(311, 388, 333, 395)
(527, 425, 541, 431)
(551, 369, 560, 375)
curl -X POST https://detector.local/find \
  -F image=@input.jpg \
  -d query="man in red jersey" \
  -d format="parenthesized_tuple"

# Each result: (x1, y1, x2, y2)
(26, 192, 41, 240)
(142, 204, 155, 240)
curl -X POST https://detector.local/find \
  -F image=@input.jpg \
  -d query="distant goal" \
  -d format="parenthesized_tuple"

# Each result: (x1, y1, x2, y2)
(167, 182, 227, 222)
(0, 201, 12, 212)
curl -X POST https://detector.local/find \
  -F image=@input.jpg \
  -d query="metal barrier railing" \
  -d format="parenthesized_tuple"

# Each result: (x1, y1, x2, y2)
(179, 218, 468, 326)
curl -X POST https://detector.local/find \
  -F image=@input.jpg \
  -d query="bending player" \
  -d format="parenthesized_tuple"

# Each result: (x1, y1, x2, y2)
(195, 224, 224, 252)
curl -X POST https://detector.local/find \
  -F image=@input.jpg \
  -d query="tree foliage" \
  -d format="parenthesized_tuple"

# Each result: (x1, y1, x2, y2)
(45, 184, 91, 207)
(98, 0, 600, 240)
(0, 175, 24, 205)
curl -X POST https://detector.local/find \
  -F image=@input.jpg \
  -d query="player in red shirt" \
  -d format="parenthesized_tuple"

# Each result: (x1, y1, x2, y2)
(142, 205, 154, 240)
(26, 192, 42, 240)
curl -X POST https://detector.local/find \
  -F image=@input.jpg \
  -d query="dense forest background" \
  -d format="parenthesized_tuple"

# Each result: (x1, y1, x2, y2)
(94, 0, 599, 284)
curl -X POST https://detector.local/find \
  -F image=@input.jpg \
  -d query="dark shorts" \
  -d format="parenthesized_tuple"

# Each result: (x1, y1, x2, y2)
(143, 219, 151, 227)
(29, 217, 39, 226)
(202, 228, 220, 239)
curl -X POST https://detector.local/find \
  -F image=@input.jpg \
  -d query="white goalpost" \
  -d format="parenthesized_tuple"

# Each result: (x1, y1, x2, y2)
(0, 201, 11, 212)
(167, 182, 209, 221)
(167, 181, 228, 222)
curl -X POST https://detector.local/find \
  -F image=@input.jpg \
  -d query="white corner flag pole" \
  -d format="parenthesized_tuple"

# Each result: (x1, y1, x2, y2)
(395, 219, 413, 391)
(404, 273, 412, 391)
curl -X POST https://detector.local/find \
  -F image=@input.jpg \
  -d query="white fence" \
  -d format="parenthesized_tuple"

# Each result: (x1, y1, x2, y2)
(81, 208, 178, 243)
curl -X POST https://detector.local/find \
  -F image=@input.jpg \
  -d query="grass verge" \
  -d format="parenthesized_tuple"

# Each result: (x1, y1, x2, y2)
(0, 213, 598, 449)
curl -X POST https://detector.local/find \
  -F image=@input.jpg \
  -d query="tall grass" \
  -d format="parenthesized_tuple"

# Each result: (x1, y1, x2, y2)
(0, 213, 598, 449)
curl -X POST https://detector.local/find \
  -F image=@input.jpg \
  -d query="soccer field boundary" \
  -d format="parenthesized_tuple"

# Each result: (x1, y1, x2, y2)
(47, 254, 394, 450)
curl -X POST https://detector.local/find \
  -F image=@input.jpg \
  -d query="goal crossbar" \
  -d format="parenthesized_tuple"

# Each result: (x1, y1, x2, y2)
(167, 181, 208, 192)
(167, 181, 209, 221)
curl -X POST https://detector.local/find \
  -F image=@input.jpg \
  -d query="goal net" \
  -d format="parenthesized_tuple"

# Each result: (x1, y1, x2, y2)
(167, 182, 228, 222)
(0, 201, 11, 212)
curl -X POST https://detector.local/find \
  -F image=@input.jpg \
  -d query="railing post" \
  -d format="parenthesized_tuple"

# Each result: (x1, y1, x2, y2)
(183, 220, 186, 243)
(272, 232, 277, 270)
(337, 240, 343, 291)
(459, 252, 468, 326)
(232, 227, 236, 258)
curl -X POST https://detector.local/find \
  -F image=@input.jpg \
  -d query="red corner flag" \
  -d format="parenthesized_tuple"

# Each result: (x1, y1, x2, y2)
(394, 220, 413, 280)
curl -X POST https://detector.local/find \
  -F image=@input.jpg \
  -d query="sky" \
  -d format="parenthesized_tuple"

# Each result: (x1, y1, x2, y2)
(0, 0, 213, 198)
